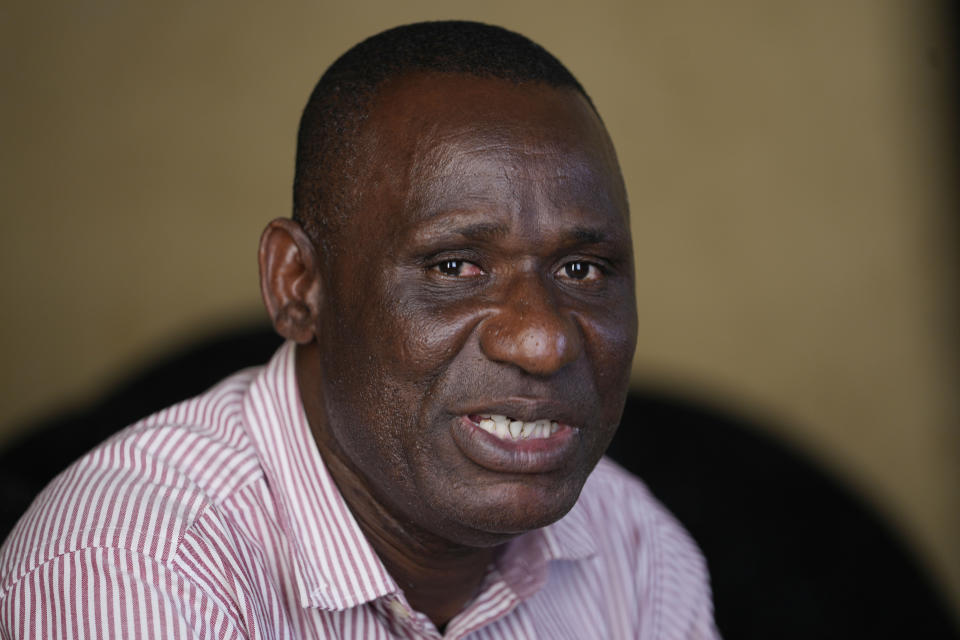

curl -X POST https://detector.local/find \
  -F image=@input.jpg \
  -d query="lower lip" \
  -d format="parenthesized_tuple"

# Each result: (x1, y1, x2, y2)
(450, 416, 579, 474)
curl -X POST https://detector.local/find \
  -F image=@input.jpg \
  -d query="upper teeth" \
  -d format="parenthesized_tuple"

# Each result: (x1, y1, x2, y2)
(476, 415, 560, 440)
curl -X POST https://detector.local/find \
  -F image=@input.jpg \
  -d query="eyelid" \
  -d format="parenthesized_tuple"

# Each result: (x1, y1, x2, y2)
(419, 245, 483, 265)
(429, 257, 485, 278)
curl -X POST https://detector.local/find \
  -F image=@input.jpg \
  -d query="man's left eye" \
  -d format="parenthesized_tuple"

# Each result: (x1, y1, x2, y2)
(558, 261, 601, 282)
(432, 259, 483, 277)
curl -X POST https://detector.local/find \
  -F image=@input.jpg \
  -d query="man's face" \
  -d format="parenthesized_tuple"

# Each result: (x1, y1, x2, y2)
(307, 72, 637, 547)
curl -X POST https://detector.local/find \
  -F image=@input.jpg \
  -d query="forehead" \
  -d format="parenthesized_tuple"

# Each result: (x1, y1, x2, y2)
(349, 72, 628, 235)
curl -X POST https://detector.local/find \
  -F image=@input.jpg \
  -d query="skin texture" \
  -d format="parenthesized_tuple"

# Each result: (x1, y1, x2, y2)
(259, 72, 637, 627)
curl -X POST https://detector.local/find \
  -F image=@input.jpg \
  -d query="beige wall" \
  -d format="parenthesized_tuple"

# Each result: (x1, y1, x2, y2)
(1, 0, 957, 615)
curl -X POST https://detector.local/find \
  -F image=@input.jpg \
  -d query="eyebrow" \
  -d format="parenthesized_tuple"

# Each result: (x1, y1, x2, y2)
(458, 221, 511, 240)
(412, 219, 620, 249)
(564, 226, 609, 245)
(418, 219, 510, 242)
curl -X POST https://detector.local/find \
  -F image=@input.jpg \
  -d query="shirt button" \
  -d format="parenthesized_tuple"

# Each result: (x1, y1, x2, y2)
(388, 598, 411, 621)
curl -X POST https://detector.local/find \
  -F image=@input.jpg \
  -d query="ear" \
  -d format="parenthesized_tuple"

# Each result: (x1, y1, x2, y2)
(258, 218, 322, 344)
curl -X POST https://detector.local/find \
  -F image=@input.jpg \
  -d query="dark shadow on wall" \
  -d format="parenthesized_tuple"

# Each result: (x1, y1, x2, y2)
(0, 325, 956, 639)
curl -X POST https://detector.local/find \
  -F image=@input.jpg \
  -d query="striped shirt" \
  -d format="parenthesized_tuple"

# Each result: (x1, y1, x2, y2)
(0, 342, 718, 639)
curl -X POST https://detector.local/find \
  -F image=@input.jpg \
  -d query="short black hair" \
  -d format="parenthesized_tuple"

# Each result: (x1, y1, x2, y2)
(292, 21, 594, 249)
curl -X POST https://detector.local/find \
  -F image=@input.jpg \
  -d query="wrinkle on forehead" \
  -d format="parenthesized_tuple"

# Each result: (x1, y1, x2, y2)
(353, 73, 629, 237)
(404, 129, 622, 229)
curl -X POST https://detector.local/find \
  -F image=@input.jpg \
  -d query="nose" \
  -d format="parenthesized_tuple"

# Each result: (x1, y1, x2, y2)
(478, 273, 582, 377)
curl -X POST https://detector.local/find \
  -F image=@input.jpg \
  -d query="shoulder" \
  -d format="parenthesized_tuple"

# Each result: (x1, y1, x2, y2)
(578, 456, 708, 571)
(0, 367, 265, 599)
(578, 456, 690, 533)
(574, 457, 719, 637)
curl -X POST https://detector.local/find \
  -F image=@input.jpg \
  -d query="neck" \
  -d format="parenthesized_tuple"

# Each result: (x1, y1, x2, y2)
(320, 431, 496, 627)
(295, 344, 496, 628)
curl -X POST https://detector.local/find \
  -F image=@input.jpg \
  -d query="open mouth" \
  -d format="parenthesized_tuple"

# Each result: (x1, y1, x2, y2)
(453, 414, 578, 474)
(468, 414, 561, 440)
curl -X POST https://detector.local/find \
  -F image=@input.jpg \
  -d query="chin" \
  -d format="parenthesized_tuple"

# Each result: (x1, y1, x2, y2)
(428, 475, 585, 547)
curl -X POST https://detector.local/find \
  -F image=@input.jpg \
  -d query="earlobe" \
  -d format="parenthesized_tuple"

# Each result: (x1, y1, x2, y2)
(258, 218, 322, 344)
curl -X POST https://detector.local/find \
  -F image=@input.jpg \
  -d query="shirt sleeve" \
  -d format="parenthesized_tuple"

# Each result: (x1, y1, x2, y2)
(0, 546, 247, 640)
(659, 531, 722, 640)
(685, 587, 722, 640)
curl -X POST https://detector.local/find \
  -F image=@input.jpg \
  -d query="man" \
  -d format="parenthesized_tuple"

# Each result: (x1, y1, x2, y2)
(0, 22, 717, 638)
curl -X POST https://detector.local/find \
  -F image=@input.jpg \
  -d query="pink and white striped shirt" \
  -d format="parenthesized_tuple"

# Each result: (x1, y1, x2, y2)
(0, 342, 718, 639)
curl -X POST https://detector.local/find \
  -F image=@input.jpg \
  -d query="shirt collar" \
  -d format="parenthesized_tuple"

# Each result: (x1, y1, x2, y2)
(242, 341, 598, 612)
(242, 341, 397, 610)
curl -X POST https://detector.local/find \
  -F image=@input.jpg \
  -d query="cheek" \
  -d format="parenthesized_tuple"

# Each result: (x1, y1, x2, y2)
(385, 288, 485, 380)
(318, 272, 416, 437)
(580, 302, 638, 399)
(321, 276, 476, 441)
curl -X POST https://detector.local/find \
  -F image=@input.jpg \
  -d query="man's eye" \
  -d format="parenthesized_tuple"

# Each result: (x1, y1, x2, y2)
(557, 260, 602, 282)
(432, 259, 483, 277)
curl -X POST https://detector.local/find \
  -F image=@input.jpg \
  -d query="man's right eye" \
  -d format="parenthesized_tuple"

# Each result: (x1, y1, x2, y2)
(432, 259, 483, 277)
